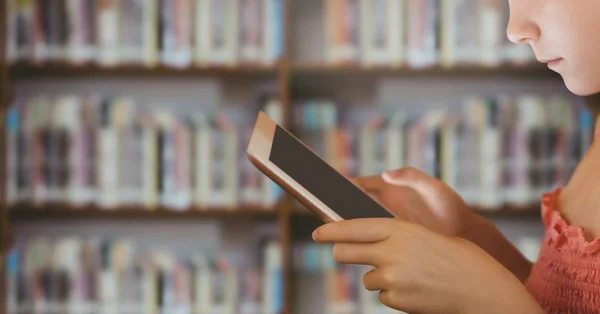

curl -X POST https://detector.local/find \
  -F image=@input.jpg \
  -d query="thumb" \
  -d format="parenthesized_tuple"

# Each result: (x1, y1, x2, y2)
(381, 167, 456, 198)
(382, 167, 434, 187)
(350, 175, 385, 193)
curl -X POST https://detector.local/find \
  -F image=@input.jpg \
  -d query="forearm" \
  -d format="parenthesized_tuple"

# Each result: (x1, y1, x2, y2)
(461, 214, 533, 283)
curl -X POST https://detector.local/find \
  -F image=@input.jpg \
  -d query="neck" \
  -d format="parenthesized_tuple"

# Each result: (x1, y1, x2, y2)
(559, 141, 600, 240)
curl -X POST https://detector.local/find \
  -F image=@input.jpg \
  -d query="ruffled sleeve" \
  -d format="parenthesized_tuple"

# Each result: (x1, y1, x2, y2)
(540, 188, 600, 257)
(525, 188, 600, 313)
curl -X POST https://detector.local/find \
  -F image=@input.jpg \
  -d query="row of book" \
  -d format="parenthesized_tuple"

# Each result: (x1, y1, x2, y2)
(6, 92, 591, 211)
(293, 95, 593, 209)
(5, 237, 283, 314)
(6, 0, 284, 67)
(5, 95, 284, 210)
(293, 236, 541, 314)
(325, 0, 534, 68)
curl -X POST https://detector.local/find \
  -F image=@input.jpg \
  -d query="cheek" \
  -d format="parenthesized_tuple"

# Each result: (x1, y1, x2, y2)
(562, 55, 600, 96)
(562, 31, 600, 95)
(546, 5, 600, 95)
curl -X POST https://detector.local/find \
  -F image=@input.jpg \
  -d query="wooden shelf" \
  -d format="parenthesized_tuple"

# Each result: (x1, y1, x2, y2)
(9, 203, 280, 221)
(291, 62, 558, 78)
(9, 62, 279, 79)
(472, 205, 541, 219)
(8, 62, 559, 80)
(291, 203, 541, 220)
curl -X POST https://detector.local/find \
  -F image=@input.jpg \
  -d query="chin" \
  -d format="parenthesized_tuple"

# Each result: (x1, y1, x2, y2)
(562, 75, 600, 96)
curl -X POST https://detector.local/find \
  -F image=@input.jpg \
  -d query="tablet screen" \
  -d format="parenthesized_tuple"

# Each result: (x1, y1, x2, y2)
(269, 125, 392, 219)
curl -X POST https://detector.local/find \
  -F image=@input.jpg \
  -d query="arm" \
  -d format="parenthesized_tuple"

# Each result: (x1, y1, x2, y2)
(461, 213, 533, 283)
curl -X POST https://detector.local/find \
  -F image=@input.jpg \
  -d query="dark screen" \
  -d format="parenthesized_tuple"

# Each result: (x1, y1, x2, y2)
(269, 126, 392, 220)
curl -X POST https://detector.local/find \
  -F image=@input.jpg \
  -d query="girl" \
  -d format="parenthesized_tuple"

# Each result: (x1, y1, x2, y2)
(312, 1, 600, 313)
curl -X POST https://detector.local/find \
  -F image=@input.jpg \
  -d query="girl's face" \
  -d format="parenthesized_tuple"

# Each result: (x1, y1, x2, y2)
(507, 0, 600, 96)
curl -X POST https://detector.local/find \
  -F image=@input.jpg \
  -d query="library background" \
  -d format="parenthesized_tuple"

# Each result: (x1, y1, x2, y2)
(1, 0, 599, 314)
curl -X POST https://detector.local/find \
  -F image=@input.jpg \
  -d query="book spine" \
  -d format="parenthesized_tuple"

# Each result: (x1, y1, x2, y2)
(66, 0, 84, 63)
(223, 128, 239, 208)
(7, 0, 18, 63)
(479, 0, 503, 66)
(272, 0, 284, 63)
(97, 0, 120, 66)
(194, 125, 213, 208)
(194, 0, 211, 65)
(143, 0, 159, 66)
(407, 0, 438, 68)
(97, 100, 119, 208)
(142, 123, 159, 209)
(388, 0, 406, 67)
(172, 122, 192, 210)
(6, 107, 20, 205)
(439, 0, 455, 67)
(263, 242, 283, 314)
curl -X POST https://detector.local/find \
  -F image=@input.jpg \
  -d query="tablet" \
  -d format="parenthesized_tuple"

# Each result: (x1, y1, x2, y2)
(247, 111, 393, 222)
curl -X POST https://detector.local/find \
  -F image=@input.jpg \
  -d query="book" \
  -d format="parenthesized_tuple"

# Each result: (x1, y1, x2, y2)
(96, 0, 120, 66)
(406, 0, 439, 68)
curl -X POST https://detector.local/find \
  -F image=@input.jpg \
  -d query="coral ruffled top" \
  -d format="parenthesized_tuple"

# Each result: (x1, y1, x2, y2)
(525, 189, 600, 313)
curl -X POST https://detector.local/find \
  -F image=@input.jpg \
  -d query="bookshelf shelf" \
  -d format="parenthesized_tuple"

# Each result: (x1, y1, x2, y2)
(291, 62, 558, 78)
(8, 62, 559, 80)
(9, 62, 279, 79)
(9, 203, 280, 221)
(291, 204, 541, 219)
(472, 206, 541, 219)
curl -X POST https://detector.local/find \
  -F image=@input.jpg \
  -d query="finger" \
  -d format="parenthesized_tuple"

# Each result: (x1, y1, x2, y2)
(312, 218, 397, 243)
(349, 177, 382, 200)
(381, 167, 463, 205)
(363, 266, 415, 291)
(378, 290, 414, 313)
(351, 175, 385, 193)
(363, 267, 393, 291)
(332, 243, 386, 267)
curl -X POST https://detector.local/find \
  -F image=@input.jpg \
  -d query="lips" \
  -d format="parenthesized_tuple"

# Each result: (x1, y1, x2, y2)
(538, 58, 563, 68)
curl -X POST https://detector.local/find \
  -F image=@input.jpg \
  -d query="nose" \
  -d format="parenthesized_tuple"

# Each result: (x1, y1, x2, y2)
(506, 3, 541, 44)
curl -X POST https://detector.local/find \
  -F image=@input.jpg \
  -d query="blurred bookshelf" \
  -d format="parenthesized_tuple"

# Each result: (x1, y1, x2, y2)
(10, 62, 558, 79)
(2, 0, 600, 314)
(291, 62, 558, 78)
(291, 203, 542, 220)
(9, 62, 279, 79)
(9, 203, 281, 221)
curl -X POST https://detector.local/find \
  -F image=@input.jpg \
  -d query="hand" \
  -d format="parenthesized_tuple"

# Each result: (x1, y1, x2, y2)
(353, 168, 533, 282)
(559, 115, 600, 239)
(352, 167, 476, 237)
(312, 218, 544, 314)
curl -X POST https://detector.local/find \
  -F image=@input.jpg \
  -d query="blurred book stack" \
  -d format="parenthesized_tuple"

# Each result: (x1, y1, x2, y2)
(5, 237, 283, 314)
(5, 95, 284, 211)
(6, 0, 284, 67)
(323, 0, 534, 68)
(293, 96, 592, 209)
